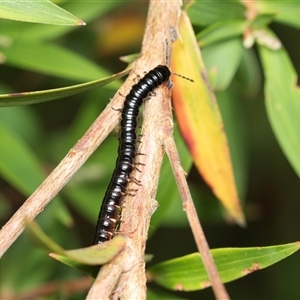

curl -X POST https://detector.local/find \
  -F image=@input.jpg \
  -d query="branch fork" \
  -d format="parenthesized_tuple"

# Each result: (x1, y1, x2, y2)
(0, 1, 229, 299)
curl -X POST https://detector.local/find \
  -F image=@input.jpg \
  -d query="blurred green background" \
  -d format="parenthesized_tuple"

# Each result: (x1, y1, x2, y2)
(1, 1, 300, 299)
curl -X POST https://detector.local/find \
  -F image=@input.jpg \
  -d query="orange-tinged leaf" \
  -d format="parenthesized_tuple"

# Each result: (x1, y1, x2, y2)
(171, 12, 245, 225)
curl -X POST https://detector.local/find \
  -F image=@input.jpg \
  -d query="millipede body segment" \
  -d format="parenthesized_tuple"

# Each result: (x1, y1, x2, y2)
(93, 65, 171, 244)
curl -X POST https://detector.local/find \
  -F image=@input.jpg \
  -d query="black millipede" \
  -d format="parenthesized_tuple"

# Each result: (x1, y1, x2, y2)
(93, 65, 172, 244)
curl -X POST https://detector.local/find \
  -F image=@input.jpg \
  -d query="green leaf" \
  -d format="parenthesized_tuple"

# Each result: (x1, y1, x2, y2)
(0, 0, 84, 25)
(120, 53, 140, 64)
(256, 1, 300, 30)
(25, 220, 65, 253)
(235, 47, 261, 98)
(50, 235, 126, 276)
(147, 242, 300, 291)
(187, 0, 246, 27)
(0, 121, 45, 195)
(202, 38, 243, 91)
(0, 1, 120, 41)
(0, 67, 129, 107)
(147, 288, 187, 300)
(250, 13, 276, 30)
(48, 197, 74, 228)
(0, 106, 42, 143)
(53, 235, 126, 265)
(50, 253, 99, 278)
(1, 40, 109, 81)
(25, 218, 126, 277)
(258, 30, 300, 179)
(197, 19, 247, 48)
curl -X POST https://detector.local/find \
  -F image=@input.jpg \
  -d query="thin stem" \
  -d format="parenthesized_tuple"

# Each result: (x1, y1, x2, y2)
(163, 134, 230, 300)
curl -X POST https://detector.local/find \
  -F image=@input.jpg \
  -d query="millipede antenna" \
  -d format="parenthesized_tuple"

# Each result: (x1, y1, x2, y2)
(171, 72, 194, 82)
(165, 39, 194, 82)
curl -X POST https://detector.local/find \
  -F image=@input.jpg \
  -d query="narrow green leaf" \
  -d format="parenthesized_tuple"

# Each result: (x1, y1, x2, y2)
(148, 242, 300, 291)
(25, 221, 96, 277)
(120, 53, 140, 64)
(250, 13, 276, 30)
(0, 107, 74, 227)
(0, 0, 84, 25)
(187, 0, 246, 27)
(0, 67, 129, 107)
(50, 253, 99, 278)
(202, 38, 243, 91)
(147, 288, 187, 300)
(1, 40, 109, 81)
(258, 30, 300, 178)
(49, 197, 74, 228)
(25, 220, 65, 253)
(0, 121, 45, 195)
(50, 235, 126, 276)
(23, 1, 118, 40)
(235, 47, 261, 98)
(0, 106, 42, 144)
(197, 20, 247, 48)
(256, 1, 300, 30)
(0, 1, 119, 41)
(54, 235, 126, 266)
(25, 218, 126, 276)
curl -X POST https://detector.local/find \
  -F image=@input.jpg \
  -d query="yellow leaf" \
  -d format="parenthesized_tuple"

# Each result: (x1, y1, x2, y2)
(171, 12, 245, 225)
